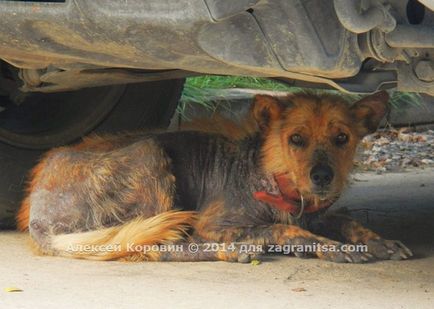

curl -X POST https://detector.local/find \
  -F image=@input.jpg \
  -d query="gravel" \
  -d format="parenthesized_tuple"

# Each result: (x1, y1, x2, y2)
(355, 128, 434, 173)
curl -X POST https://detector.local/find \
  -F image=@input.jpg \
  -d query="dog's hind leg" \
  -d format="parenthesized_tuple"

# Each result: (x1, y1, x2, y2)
(26, 138, 179, 257)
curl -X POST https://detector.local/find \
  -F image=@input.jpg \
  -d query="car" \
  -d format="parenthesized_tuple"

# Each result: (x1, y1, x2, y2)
(0, 0, 433, 227)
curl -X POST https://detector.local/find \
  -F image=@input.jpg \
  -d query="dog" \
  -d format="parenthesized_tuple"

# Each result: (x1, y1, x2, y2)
(16, 91, 413, 263)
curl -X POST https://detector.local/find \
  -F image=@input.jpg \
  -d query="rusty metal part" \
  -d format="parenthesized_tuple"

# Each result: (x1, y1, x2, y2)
(385, 25, 434, 48)
(18, 67, 200, 93)
(19, 69, 43, 88)
(333, 0, 396, 33)
(415, 60, 434, 82)
(397, 62, 434, 95)
(360, 29, 403, 62)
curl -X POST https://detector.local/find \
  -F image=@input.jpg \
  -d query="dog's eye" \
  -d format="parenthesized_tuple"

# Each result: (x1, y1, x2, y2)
(335, 133, 348, 146)
(289, 134, 304, 147)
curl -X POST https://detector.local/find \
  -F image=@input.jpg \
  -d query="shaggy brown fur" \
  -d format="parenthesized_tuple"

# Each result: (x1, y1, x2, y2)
(17, 91, 412, 263)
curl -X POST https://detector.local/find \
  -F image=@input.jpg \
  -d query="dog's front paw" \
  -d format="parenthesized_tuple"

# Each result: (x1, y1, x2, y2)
(224, 243, 264, 263)
(317, 243, 375, 263)
(289, 238, 375, 263)
(366, 239, 413, 260)
(236, 252, 261, 263)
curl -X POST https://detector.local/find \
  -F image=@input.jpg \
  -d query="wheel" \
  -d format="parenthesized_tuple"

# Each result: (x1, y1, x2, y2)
(0, 66, 184, 229)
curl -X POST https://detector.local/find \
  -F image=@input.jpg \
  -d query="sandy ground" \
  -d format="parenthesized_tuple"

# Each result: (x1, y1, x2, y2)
(1, 169, 433, 309)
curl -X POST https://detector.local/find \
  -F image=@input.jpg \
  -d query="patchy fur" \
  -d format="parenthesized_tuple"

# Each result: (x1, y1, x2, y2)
(18, 91, 412, 263)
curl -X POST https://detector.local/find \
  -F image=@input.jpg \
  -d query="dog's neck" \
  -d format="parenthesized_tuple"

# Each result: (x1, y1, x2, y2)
(254, 173, 335, 217)
(239, 133, 334, 216)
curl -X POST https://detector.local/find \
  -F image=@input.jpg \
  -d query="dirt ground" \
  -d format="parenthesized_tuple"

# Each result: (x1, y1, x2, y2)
(1, 169, 433, 309)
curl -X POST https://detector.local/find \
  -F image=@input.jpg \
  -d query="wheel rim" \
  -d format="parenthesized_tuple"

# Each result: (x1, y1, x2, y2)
(0, 63, 126, 149)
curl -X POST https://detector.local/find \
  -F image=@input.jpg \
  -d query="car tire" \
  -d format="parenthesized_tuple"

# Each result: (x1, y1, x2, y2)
(0, 79, 184, 229)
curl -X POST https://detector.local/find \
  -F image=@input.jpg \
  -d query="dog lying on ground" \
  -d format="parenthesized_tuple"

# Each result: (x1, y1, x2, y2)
(16, 91, 412, 263)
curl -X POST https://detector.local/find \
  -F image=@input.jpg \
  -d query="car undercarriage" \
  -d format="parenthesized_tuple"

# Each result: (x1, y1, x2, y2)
(0, 0, 433, 95)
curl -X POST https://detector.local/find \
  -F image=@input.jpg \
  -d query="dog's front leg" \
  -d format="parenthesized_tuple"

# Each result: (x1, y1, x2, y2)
(195, 223, 373, 263)
(317, 213, 413, 260)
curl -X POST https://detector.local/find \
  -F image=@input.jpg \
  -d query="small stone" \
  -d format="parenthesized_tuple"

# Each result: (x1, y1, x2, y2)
(292, 287, 307, 292)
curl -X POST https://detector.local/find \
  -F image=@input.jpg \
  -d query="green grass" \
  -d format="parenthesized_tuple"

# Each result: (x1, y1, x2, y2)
(179, 76, 296, 117)
(185, 76, 294, 92)
(180, 75, 423, 115)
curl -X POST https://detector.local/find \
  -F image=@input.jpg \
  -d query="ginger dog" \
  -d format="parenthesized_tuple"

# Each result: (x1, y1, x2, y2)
(17, 91, 412, 263)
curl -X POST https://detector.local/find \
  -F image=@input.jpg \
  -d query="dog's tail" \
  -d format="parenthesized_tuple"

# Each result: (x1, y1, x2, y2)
(48, 210, 196, 261)
(16, 196, 31, 232)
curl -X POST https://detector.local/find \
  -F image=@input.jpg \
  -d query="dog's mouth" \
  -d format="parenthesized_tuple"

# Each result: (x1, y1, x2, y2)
(311, 189, 333, 200)
(254, 173, 338, 216)
(283, 190, 337, 213)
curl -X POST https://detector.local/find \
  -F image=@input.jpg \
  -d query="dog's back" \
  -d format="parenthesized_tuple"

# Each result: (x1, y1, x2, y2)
(17, 91, 412, 264)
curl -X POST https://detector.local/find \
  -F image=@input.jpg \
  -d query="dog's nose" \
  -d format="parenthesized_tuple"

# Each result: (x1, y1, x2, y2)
(310, 164, 334, 187)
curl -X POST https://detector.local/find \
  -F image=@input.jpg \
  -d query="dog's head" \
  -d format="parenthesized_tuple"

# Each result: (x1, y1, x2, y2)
(254, 91, 389, 202)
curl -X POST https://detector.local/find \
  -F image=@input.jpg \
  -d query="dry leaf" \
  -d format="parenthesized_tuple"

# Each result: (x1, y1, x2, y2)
(4, 287, 23, 293)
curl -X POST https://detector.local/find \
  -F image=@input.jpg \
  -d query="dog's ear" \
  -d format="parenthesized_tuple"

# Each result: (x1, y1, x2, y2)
(252, 95, 283, 131)
(351, 91, 390, 137)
